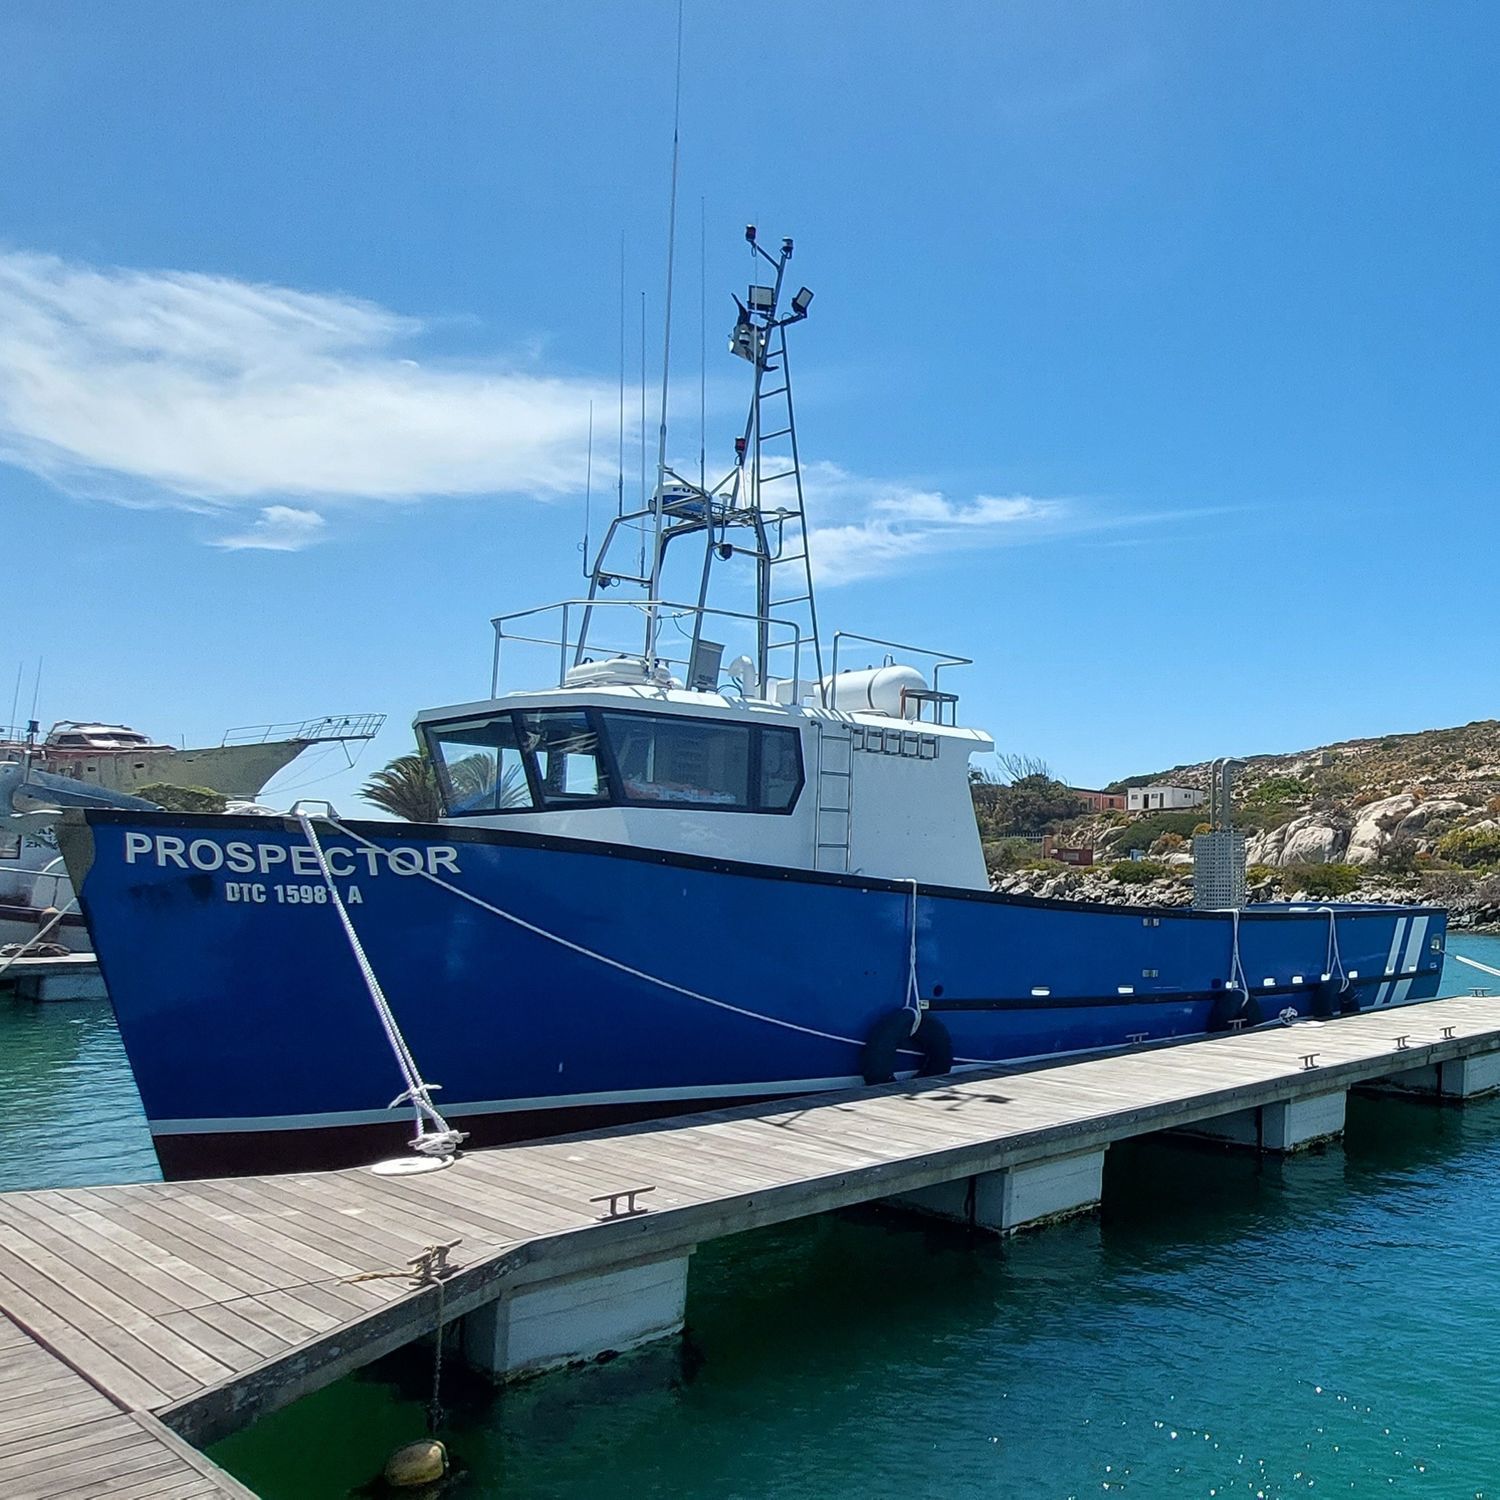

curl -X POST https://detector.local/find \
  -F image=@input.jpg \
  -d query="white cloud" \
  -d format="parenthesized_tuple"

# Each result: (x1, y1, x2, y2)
(795, 459, 1223, 586)
(0, 248, 610, 539)
(211, 505, 327, 552)
(796, 460, 1069, 585)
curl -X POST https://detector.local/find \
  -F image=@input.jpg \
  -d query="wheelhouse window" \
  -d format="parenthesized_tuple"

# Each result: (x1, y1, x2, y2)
(758, 727, 803, 812)
(517, 710, 607, 808)
(426, 717, 536, 813)
(600, 712, 750, 807)
(423, 708, 803, 816)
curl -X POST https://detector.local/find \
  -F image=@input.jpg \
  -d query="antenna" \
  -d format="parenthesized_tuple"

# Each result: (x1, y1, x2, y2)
(638, 291, 647, 575)
(644, 0, 685, 661)
(28, 658, 42, 725)
(699, 195, 707, 492)
(8, 662, 20, 737)
(616, 234, 625, 522)
(580, 401, 594, 579)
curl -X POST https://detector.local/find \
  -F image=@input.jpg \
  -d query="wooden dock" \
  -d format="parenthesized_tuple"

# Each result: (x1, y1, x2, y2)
(3, 991, 1500, 1497)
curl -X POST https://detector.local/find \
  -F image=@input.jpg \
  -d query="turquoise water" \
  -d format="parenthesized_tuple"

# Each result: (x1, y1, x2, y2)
(5, 936, 1500, 1497)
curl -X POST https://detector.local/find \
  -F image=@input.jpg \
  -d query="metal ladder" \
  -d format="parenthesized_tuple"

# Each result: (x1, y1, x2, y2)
(814, 722, 854, 872)
(745, 298, 824, 689)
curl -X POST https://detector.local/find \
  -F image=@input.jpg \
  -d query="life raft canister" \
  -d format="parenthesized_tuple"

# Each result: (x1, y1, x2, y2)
(862, 1007, 954, 1086)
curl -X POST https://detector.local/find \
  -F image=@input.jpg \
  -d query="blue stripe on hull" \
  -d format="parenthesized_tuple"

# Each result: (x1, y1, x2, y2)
(69, 813, 1448, 1173)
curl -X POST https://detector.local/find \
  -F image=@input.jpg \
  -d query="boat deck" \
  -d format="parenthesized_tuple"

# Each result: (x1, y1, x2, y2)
(2, 992, 1500, 1496)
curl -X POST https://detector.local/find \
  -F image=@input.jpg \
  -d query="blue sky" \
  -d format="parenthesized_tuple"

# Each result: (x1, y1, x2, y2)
(3, 2, 1497, 809)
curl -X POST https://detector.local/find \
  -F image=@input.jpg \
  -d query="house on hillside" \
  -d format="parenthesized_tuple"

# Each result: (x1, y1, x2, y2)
(1127, 784, 1205, 812)
(1070, 787, 1126, 813)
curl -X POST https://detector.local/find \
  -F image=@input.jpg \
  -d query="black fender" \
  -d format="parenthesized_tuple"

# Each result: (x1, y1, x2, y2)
(1207, 989, 1264, 1033)
(862, 1008, 954, 1086)
(1310, 978, 1339, 1020)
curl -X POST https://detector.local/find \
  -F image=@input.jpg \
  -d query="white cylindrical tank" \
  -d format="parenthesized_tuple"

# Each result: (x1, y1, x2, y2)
(821, 664, 928, 718)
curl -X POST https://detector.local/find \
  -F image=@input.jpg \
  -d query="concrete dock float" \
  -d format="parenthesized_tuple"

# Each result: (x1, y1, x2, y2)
(0, 953, 107, 1003)
(3, 991, 1500, 1497)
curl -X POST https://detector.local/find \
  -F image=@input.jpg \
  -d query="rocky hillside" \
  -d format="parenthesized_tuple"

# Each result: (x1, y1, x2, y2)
(1108, 719, 1500, 869)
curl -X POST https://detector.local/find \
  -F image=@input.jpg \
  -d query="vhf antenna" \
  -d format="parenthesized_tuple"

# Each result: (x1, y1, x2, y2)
(644, 0, 685, 662)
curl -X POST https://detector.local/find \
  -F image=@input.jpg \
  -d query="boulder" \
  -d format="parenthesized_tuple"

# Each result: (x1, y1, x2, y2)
(1346, 793, 1419, 866)
(1248, 813, 1348, 866)
(1397, 798, 1470, 833)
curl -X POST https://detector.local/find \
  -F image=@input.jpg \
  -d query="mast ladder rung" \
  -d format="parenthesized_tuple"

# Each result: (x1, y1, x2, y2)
(759, 470, 798, 483)
(758, 386, 788, 400)
(760, 426, 792, 441)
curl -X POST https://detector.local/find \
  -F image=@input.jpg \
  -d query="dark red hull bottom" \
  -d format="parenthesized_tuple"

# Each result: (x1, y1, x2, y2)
(150, 1091, 795, 1180)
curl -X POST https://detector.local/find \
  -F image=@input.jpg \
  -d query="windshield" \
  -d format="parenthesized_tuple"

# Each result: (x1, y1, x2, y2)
(423, 707, 803, 817)
(426, 716, 536, 813)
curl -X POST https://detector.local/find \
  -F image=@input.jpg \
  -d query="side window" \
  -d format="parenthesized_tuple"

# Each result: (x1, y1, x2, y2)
(758, 727, 804, 811)
(601, 713, 752, 807)
(521, 711, 607, 807)
(425, 716, 535, 814)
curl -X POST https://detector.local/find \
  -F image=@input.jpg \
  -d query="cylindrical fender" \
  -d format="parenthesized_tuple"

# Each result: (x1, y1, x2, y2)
(862, 1008, 954, 1086)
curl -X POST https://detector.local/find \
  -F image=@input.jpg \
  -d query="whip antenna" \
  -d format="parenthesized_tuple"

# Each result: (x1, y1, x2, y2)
(644, 0, 685, 660)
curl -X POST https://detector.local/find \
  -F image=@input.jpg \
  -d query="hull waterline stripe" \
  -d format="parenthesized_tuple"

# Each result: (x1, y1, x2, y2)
(147, 1074, 869, 1136)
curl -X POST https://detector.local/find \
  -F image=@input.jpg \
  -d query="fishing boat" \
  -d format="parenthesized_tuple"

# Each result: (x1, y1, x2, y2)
(58, 231, 1447, 1179)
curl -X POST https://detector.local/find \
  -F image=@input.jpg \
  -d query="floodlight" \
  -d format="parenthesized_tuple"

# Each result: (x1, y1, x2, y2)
(791, 286, 814, 316)
(747, 284, 775, 312)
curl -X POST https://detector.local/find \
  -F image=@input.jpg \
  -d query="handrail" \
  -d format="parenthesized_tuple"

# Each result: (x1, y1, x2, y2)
(828, 631, 972, 695)
(220, 713, 386, 747)
(489, 598, 805, 698)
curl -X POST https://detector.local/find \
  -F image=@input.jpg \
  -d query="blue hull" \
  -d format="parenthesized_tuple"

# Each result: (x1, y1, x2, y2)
(64, 811, 1448, 1177)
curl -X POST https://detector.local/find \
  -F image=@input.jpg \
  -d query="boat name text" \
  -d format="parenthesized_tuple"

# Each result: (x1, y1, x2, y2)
(122, 832, 461, 878)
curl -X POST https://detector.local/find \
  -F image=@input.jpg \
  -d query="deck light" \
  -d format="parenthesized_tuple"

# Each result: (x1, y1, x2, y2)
(1263, 978, 1276, 988)
(1348, 969, 1359, 979)
(791, 286, 814, 316)
(748, 284, 775, 312)
(1292, 975, 1304, 985)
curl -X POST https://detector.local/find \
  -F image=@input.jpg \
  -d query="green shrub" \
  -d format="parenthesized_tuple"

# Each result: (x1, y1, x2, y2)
(983, 837, 1044, 873)
(1105, 811, 1203, 851)
(1435, 826, 1500, 868)
(1379, 835, 1420, 875)
(135, 782, 229, 814)
(1285, 863, 1362, 898)
(1247, 863, 1283, 888)
(1108, 859, 1169, 884)
(1248, 775, 1307, 805)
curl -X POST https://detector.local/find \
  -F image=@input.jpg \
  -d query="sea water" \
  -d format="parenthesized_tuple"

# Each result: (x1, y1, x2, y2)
(5, 935, 1500, 1498)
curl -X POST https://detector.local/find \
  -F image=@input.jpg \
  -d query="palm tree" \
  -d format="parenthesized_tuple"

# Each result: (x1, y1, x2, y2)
(360, 750, 531, 821)
(360, 754, 443, 822)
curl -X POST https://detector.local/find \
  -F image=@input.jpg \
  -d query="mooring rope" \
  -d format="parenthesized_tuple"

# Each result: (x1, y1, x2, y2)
(1320, 906, 1349, 992)
(314, 812, 924, 1060)
(1227, 907, 1252, 998)
(902, 877, 923, 1036)
(0, 898, 80, 981)
(296, 812, 466, 1159)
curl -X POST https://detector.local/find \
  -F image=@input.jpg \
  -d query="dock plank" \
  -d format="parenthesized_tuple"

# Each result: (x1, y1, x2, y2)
(2, 990, 1498, 1489)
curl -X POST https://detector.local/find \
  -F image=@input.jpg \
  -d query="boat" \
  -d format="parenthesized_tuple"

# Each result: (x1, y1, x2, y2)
(1, 713, 386, 801)
(57, 230, 1447, 1179)
(0, 712, 384, 955)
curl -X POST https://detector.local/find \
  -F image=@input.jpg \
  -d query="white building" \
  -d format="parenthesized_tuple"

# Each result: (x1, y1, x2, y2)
(1127, 783, 1205, 812)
